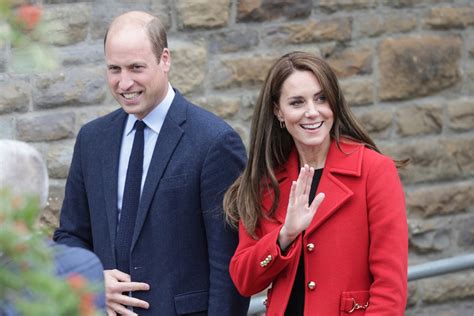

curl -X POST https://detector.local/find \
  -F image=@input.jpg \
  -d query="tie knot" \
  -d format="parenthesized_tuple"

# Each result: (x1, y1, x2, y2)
(134, 120, 146, 132)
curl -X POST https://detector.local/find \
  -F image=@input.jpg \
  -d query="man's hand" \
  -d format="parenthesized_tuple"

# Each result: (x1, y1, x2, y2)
(104, 269, 150, 316)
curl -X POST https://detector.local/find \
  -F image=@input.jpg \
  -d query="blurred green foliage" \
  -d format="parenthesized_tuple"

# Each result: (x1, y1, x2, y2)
(0, 189, 100, 316)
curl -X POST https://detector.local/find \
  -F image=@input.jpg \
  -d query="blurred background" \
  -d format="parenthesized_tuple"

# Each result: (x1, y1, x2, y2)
(1, 0, 473, 315)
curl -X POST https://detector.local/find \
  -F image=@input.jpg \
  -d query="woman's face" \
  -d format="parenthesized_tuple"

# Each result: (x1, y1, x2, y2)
(274, 70, 333, 155)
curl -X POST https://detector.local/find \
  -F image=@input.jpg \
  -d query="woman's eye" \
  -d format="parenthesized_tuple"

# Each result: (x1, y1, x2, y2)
(316, 95, 326, 103)
(290, 100, 303, 106)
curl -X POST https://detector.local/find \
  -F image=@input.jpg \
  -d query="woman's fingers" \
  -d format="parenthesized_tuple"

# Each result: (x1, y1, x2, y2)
(288, 181, 296, 207)
(310, 192, 325, 212)
(304, 166, 314, 198)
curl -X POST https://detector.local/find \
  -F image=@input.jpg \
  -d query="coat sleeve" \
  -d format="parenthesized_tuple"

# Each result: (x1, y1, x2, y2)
(365, 156, 408, 316)
(53, 129, 93, 251)
(229, 220, 300, 297)
(199, 129, 250, 316)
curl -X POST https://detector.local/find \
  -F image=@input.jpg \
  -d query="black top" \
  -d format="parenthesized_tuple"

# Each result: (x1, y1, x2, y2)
(284, 168, 323, 316)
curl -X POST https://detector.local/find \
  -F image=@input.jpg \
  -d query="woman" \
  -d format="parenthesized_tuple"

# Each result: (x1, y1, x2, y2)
(224, 52, 408, 315)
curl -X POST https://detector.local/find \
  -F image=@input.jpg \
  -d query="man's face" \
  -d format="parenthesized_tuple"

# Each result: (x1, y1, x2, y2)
(105, 25, 170, 120)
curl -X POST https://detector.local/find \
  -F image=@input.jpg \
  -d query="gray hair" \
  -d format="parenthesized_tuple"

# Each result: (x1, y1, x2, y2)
(0, 140, 49, 208)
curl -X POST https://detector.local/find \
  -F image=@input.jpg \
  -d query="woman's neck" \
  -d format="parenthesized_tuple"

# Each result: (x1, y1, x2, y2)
(296, 140, 330, 169)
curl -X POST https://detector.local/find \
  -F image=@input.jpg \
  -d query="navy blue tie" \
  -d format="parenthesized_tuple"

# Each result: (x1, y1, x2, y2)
(116, 120, 146, 274)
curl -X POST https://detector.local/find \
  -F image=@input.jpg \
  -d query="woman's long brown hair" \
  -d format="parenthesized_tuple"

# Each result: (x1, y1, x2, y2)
(224, 52, 406, 238)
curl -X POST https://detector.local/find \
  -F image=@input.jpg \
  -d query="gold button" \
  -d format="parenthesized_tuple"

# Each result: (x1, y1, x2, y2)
(306, 243, 315, 252)
(307, 281, 316, 290)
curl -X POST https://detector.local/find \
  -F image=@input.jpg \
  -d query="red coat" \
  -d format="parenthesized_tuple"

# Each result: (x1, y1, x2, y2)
(230, 140, 408, 315)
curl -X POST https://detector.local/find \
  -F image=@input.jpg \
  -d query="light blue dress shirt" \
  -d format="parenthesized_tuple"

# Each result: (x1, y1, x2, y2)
(117, 83, 175, 218)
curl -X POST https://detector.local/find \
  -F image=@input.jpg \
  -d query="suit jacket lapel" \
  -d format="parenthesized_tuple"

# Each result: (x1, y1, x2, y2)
(101, 110, 128, 260)
(131, 92, 186, 251)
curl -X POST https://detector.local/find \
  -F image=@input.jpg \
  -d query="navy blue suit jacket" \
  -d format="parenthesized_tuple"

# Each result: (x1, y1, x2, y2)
(54, 91, 249, 315)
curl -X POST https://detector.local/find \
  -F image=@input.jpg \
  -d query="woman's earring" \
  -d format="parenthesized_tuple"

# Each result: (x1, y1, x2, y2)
(279, 120, 285, 129)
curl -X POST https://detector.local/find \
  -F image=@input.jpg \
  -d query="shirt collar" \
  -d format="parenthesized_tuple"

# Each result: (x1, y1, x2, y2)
(125, 83, 175, 135)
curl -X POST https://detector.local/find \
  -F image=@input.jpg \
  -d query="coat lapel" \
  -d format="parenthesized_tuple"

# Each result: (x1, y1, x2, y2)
(101, 110, 128, 260)
(306, 140, 364, 234)
(130, 93, 186, 251)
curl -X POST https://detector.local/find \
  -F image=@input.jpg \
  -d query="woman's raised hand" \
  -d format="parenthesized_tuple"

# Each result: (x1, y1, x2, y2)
(278, 164, 325, 250)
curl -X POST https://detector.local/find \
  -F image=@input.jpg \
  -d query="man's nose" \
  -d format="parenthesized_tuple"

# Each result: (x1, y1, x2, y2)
(118, 72, 134, 91)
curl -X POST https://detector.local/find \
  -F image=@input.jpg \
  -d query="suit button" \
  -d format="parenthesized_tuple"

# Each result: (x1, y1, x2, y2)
(306, 243, 315, 252)
(307, 281, 316, 290)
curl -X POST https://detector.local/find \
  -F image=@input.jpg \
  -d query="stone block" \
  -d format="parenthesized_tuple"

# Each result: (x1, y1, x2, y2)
(406, 282, 419, 307)
(447, 98, 474, 132)
(385, 139, 462, 184)
(424, 6, 474, 29)
(33, 67, 107, 109)
(340, 77, 373, 106)
(212, 55, 277, 89)
(442, 138, 474, 177)
(327, 44, 372, 78)
(381, 0, 441, 7)
(150, 1, 172, 29)
(318, 0, 377, 12)
(192, 96, 241, 119)
(396, 104, 442, 137)
(0, 77, 30, 114)
(177, 0, 230, 29)
(354, 107, 392, 139)
(357, 14, 416, 38)
(378, 35, 461, 101)
(0, 116, 15, 139)
(58, 43, 104, 67)
(76, 105, 117, 129)
(35, 3, 91, 46)
(409, 219, 451, 253)
(457, 215, 474, 247)
(46, 139, 74, 179)
(237, 0, 312, 22)
(169, 40, 207, 94)
(263, 17, 352, 46)
(406, 181, 474, 218)
(16, 112, 75, 142)
(209, 29, 259, 53)
(240, 93, 259, 122)
(38, 179, 65, 231)
(422, 271, 474, 303)
(0, 38, 5, 73)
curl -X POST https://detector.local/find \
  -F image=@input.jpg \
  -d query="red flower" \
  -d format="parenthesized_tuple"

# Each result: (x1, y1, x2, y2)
(67, 274, 97, 316)
(67, 273, 87, 290)
(17, 4, 42, 31)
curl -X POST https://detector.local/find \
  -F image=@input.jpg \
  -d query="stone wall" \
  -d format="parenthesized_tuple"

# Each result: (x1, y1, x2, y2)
(1, 0, 473, 314)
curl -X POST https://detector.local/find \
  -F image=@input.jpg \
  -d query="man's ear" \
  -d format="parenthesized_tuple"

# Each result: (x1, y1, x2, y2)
(160, 48, 171, 71)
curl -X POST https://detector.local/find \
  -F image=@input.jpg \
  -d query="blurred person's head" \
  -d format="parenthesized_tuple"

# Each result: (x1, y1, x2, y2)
(0, 140, 48, 208)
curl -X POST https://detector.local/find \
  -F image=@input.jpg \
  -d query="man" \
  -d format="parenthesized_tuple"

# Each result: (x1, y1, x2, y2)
(0, 140, 106, 314)
(53, 11, 249, 316)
